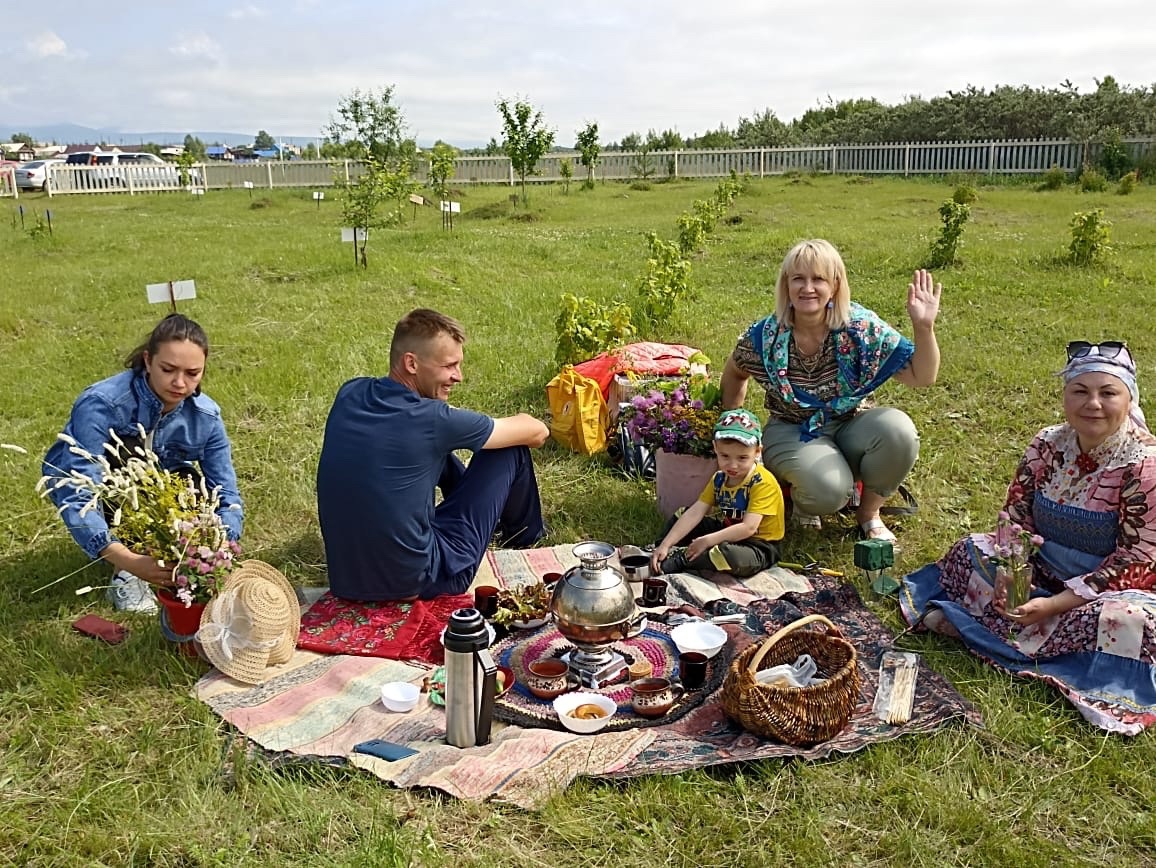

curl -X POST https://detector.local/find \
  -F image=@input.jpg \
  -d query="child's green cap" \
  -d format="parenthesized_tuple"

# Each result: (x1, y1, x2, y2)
(714, 409, 762, 446)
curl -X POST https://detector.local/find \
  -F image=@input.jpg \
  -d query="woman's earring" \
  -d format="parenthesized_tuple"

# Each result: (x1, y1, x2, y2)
(826, 300, 834, 309)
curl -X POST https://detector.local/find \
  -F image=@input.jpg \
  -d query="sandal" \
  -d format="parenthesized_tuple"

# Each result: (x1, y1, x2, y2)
(859, 517, 897, 544)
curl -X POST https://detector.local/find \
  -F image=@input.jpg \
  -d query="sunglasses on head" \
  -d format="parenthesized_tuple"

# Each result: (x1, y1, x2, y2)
(1066, 340, 1128, 361)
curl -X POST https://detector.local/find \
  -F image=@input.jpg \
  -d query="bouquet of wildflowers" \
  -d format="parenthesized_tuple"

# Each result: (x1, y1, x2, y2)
(38, 426, 239, 606)
(990, 511, 1044, 611)
(622, 373, 723, 459)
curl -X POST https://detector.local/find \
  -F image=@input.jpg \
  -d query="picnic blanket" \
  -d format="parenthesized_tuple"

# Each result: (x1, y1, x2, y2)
(194, 545, 981, 809)
(296, 591, 473, 666)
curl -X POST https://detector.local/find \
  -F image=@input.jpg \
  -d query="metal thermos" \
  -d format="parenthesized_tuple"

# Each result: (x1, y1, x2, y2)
(443, 608, 497, 748)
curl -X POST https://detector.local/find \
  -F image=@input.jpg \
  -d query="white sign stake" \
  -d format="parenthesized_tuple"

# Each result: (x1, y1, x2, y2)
(313, 191, 324, 211)
(440, 200, 460, 230)
(340, 228, 368, 243)
(146, 279, 197, 312)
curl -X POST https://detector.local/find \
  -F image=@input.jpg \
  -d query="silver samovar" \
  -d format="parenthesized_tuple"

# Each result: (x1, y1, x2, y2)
(549, 541, 637, 687)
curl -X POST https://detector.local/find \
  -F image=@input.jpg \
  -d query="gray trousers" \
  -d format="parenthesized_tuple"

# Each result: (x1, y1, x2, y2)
(761, 407, 919, 517)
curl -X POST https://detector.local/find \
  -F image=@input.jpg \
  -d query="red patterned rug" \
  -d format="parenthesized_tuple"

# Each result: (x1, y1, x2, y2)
(296, 591, 473, 666)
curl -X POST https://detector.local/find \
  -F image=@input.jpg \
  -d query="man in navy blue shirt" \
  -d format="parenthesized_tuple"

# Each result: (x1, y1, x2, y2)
(317, 309, 549, 601)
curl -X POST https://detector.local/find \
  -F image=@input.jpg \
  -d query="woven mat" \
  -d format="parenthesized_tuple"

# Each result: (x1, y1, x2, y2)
(296, 591, 473, 666)
(491, 621, 733, 732)
(194, 545, 980, 808)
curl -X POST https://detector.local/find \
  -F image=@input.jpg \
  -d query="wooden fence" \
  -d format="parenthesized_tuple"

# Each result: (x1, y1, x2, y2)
(28, 137, 1156, 197)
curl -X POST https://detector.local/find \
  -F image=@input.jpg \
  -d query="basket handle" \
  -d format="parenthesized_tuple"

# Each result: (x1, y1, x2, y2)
(747, 614, 841, 674)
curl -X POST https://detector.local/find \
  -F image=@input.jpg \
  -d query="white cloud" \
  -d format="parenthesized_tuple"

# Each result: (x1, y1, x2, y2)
(169, 33, 224, 63)
(27, 31, 68, 58)
(228, 4, 266, 20)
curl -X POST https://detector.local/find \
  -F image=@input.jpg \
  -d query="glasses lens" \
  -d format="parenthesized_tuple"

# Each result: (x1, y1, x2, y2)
(1067, 341, 1093, 360)
(1066, 340, 1127, 361)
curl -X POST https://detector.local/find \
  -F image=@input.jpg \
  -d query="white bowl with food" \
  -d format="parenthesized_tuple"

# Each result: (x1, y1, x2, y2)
(380, 681, 421, 713)
(670, 621, 728, 659)
(553, 692, 616, 734)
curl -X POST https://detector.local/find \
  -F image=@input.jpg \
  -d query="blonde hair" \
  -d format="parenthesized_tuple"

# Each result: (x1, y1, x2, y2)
(774, 239, 852, 330)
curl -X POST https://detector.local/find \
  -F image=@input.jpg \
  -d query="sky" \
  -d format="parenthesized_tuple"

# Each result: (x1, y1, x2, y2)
(3, 0, 1155, 147)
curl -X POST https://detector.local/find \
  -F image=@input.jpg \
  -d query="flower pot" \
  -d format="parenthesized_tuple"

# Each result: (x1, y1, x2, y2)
(157, 588, 207, 658)
(654, 449, 717, 519)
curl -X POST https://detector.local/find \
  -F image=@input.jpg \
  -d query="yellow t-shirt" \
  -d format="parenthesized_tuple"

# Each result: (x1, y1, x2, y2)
(696, 463, 785, 542)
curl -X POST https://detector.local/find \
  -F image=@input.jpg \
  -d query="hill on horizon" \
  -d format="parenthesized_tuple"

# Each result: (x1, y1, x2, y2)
(7, 123, 322, 148)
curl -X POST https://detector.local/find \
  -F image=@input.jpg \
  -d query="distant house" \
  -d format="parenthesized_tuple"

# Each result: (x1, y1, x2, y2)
(250, 144, 295, 161)
(14, 143, 36, 162)
(205, 146, 234, 161)
(160, 146, 184, 160)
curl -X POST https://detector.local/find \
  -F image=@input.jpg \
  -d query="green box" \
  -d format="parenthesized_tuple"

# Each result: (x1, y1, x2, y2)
(853, 539, 894, 571)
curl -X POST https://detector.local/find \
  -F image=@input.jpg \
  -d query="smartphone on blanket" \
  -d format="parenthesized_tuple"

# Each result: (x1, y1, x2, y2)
(352, 739, 419, 761)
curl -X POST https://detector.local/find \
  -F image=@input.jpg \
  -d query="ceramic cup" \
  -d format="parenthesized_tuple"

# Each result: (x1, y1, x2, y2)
(473, 585, 500, 618)
(525, 659, 576, 700)
(630, 676, 685, 718)
(678, 651, 709, 690)
(542, 572, 564, 591)
(620, 554, 651, 583)
(641, 577, 668, 607)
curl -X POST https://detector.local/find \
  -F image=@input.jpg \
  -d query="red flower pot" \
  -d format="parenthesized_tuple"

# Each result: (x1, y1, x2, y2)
(157, 588, 207, 657)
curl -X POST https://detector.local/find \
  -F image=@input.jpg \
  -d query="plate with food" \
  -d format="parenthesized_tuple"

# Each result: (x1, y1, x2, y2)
(425, 665, 513, 706)
(491, 583, 553, 630)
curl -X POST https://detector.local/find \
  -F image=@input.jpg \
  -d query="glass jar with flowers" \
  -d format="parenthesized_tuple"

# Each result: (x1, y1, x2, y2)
(38, 426, 241, 646)
(621, 373, 724, 518)
(990, 511, 1044, 612)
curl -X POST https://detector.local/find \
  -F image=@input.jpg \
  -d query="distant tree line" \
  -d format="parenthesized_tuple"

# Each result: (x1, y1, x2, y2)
(599, 78, 1156, 151)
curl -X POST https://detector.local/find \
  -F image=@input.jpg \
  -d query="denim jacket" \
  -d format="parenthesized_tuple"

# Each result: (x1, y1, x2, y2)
(43, 369, 243, 560)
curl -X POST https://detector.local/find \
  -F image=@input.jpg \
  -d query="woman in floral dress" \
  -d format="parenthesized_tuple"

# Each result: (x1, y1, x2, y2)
(901, 342, 1156, 734)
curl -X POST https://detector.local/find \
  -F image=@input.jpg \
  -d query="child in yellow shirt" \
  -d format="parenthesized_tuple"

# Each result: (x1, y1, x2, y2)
(651, 408, 785, 578)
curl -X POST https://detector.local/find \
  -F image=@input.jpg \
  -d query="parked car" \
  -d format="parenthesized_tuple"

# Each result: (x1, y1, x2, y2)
(15, 158, 65, 191)
(62, 151, 202, 190)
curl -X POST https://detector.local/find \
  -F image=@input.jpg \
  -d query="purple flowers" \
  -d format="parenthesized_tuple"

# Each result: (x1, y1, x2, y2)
(622, 376, 722, 458)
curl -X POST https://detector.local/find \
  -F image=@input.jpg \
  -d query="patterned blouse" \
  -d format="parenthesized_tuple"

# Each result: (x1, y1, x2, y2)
(731, 303, 914, 440)
(733, 332, 845, 424)
(1003, 420, 1156, 598)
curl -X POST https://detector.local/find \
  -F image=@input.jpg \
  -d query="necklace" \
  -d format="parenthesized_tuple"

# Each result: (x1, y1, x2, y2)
(791, 334, 830, 376)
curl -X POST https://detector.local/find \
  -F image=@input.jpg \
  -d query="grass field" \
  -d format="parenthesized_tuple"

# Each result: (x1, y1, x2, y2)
(3, 175, 1155, 867)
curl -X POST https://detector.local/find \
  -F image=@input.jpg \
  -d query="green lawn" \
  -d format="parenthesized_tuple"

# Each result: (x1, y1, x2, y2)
(2, 176, 1155, 866)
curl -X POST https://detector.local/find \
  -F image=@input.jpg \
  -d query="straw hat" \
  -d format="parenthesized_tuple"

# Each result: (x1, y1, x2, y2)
(197, 560, 301, 684)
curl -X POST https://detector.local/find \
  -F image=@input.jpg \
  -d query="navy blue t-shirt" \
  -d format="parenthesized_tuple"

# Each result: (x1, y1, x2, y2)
(316, 377, 494, 600)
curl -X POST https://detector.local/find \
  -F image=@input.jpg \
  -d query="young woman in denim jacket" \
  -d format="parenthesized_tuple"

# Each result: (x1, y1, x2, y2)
(43, 314, 243, 612)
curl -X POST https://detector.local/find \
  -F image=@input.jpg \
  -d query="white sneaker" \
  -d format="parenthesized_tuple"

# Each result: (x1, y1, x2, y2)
(795, 512, 822, 530)
(107, 570, 158, 613)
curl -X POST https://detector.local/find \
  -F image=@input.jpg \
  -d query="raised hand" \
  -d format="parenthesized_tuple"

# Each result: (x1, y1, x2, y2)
(906, 269, 942, 330)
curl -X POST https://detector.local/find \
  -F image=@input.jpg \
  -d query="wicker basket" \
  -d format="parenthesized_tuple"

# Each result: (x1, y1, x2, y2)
(720, 614, 860, 746)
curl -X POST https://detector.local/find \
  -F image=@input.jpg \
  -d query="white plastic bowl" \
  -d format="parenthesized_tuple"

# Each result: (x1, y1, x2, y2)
(381, 681, 421, 713)
(553, 692, 617, 734)
(670, 621, 728, 659)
